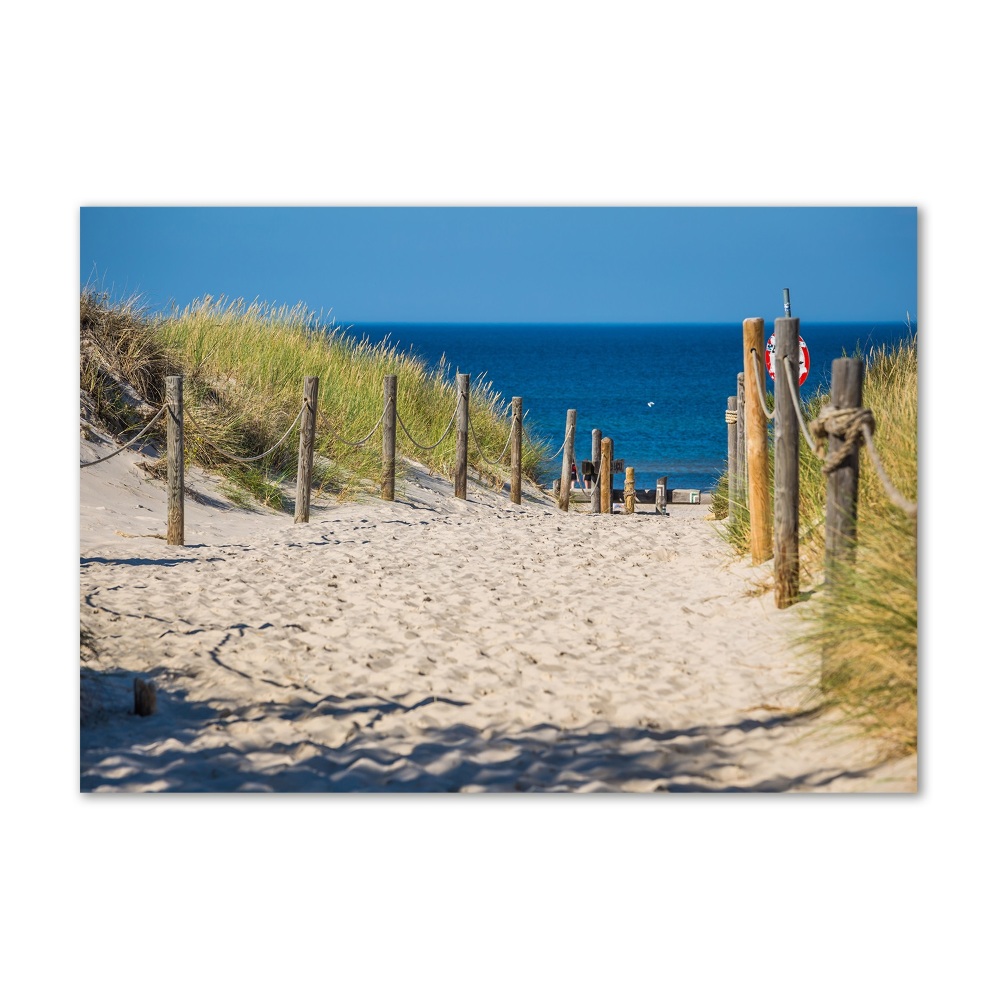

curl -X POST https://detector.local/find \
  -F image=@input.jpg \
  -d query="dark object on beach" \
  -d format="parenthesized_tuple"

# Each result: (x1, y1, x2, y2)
(134, 677, 157, 716)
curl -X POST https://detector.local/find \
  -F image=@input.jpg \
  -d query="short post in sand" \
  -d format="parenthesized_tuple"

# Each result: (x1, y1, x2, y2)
(624, 467, 635, 514)
(455, 373, 469, 500)
(295, 375, 319, 523)
(558, 408, 577, 512)
(773, 316, 800, 608)
(511, 396, 522, 505)
(742, 317, 772, 563)
(591, 428, 602, 513)
(134, 677, 157, 717)
(825, 356, 865, 579)
(727, 394, 738, 520)
(600, 436, 612, 514)
(382, 374, 397, 501)
(736, 372, 747, 507)
(166, 374, 184, 546)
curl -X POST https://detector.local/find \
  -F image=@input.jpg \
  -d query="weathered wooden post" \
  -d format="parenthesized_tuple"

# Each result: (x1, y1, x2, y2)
(736, 372, 746, 506)
(742, 318, 772, 563)
(295, 375, 319, 523)
(455, 373, 469, 500)
(166, 374, 184, 546)
(825, 356, 865, 578)
(511, 397, 522, 505)
(133, 677, 157, 717)
(382, 374, 397, 501)
(558, 408, 577, 512)
(600, 436, 612, 514)
(773, 316, 800, 608)
(591, 428, 602, 514)
(727, 394, 738, 520)
(624, 467, 635, 514)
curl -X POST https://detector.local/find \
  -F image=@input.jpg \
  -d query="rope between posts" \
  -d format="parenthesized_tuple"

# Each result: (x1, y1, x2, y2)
(468, 410, 517, 467)
(782, 355, 820, 455)
(184, 402, 306, 463)
(318, 399, 389, 448)
(748, 348, 776, 420)
(808, 405, 917, 518)
(396, 397, 460, 451)
(80, 404, 168, 467)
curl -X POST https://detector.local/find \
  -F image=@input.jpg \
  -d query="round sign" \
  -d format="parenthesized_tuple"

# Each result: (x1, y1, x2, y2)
(765, 333, 811, 386)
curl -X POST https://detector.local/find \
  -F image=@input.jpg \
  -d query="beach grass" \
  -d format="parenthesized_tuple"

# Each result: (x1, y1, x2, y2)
(81, 290, 547, 507)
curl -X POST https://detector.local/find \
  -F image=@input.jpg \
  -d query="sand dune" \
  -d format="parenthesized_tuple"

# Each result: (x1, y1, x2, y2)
(80, 428, 916, 792)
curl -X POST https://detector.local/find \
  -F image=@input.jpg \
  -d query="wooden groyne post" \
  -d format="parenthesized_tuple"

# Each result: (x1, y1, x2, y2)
(825, 356, 865, 578)
(382, 374, 397, 502)
(455, 373, 469, 500)
(591, 428, 601, 514)
(511, 396, 522, 505)
(166, 375, 184, 546)
(295, 375, 319, 523)
(559, 408, 577, 512)
(742, 318, 772, 563)
(773, 316, 800, 607)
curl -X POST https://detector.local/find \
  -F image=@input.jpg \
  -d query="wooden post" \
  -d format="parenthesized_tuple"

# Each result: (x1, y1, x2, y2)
(511, 397, 522, 505)
(591, 428, 601, 514)
(166, 375, 184, 546)
(736, 372, 746, 506)
(825, 357, 865, 579)
(742, 318, 772, 563)
(600, 436, 612, 514)
(133, 677, 157, 717)
(773, 316, 800, 608)
(624, 467, 635, 514)
(455, 373, 469, 500)
(558, 408, 577, 512)
(295, 376, 319, 523)
(382, 374, 397, 501)
(727, 394, 737, 520)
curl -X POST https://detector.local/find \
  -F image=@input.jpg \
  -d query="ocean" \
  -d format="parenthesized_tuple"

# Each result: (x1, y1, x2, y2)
(337, 320, 914, 493)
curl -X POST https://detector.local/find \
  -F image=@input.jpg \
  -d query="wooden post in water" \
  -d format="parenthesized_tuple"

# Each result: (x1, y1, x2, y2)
(511, 397, 522, 505)
(455, 373, 469, 500)
(742, 318, 772, 564)
(295, 375, 319, 523)
(558, 409, 577, 512)
(591, 428, 601, 514)
(600, 436, 612, 514)
(624, 467, 635, 514)
(736, 372, 747, 506)
(727, 394, 738, 520)
(825, 356, 865, 579)
(382, 374, 397, 501)
(166, 375, 184, 546)
(773, 317, 800, 608)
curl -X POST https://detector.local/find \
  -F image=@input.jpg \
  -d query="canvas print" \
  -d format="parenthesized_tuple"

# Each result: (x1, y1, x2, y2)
(79, 206, 918, 792)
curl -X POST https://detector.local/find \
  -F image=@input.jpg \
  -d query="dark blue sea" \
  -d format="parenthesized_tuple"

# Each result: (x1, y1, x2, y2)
(338, 320, 915, 493)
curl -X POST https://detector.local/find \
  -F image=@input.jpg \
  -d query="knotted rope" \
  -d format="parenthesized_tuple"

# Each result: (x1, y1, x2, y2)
(724, 409, 738, 424)
(748, 348, 775, 420)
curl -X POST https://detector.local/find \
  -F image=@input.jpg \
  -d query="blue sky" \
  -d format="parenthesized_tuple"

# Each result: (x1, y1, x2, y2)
(80, 206, 916, 326)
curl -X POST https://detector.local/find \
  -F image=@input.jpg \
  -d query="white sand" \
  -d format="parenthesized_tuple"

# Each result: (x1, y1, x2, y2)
(80, 427, 917, 793)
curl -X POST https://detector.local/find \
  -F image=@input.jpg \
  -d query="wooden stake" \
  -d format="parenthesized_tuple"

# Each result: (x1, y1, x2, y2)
(736, 372, 746, 506)
(166, 375, 184, 546)
(624, 467, 635, 514)
(591, 428, 602, 514)
(511, 397, 522, 505)
(455, 373, 469, 500)
(133, 677, 157, 717)
(727, 394, 737, 520)
(825, 357, 864, 578)
(294, 376, 318, 523)
(382, 374, 397, 501)
(558, 409, 577, 512)
(773, 317, 800, 608)
(742, 318, 772, 563)
(600, 436, 612, 514)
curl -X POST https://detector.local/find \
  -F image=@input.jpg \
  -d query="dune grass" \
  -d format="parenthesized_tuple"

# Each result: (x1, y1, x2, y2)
(712, 337, 918, 758)
(80, 290, 547, 508)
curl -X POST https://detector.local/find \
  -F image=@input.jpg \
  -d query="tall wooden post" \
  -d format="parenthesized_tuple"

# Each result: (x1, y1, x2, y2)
(825, 357, 865, 580)
(773, 317, 800, 608)
(455, 373, 469, 499)
(295, 375, 319, 523)
(624, 467, 635, 514)
(736, 372, 746, 506)
(558, 408, 577, 512)
(166, 375, 184, 546)
(742, 318, 772, 563)
(511, 397, 522, 505)
(591, 428, 602, 514)
(600, 436, 612, 514)
(727, 394, 738, 520)
(382, 374, 397, 501)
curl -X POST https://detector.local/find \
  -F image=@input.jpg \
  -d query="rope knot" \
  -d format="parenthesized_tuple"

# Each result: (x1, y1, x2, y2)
(810, 405, 875, 474)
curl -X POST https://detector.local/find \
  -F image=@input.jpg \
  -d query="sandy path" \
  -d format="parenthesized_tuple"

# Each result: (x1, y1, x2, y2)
(79, 445, 916, 792)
